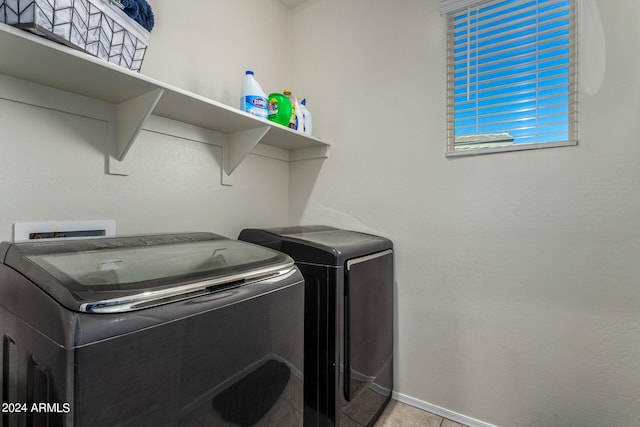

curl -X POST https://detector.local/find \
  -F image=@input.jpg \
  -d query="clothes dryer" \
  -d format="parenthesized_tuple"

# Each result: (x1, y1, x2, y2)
(239, 226, 393, 427)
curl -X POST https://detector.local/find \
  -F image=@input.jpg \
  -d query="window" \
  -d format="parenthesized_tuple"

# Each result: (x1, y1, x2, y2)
(442, 0, 577, 155)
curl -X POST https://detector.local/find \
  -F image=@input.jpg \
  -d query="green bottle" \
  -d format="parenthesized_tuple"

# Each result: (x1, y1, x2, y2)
(268, 93, 292, 127)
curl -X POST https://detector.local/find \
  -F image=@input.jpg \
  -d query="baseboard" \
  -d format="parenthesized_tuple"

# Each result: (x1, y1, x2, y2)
(391, 392, 498, 427)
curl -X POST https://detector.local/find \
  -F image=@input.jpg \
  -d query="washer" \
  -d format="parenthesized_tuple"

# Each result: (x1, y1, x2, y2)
(0, 232, 304, 427)
(239, 226, 393, 427)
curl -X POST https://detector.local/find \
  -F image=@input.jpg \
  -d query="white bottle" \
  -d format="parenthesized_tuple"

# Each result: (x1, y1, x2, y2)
(240, 70, 268, 119)
(293, 97, 304, 132)
(300, 98, 313, 135)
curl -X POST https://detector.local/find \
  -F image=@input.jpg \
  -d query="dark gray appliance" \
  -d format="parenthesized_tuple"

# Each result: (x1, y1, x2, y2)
(0, 232, 304, 427)
(238, 226, 393, 427)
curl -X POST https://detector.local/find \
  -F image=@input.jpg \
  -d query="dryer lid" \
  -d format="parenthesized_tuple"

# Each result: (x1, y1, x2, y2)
(1, 233, 293, 312)
(240, 226, 393, 266)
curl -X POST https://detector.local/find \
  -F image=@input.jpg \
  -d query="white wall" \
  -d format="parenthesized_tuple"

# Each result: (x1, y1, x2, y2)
(142, 0, 291, 107)
(288, 0, 640, 426)
(0, 0, 292, 242)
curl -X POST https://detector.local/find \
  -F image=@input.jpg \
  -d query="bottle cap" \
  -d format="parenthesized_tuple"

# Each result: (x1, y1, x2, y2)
(283, 90, 292, 95)
(246, 70, 254, 75)
(301, 99, 306, 105)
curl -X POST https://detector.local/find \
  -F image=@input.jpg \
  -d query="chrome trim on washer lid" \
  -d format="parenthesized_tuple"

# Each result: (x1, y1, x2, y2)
(346, 249, 393, 271)
(79, 261, 296, 314)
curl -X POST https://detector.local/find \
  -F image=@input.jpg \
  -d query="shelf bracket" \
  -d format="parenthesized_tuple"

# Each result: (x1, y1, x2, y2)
(114, 88, 165, 161)
(221, 126, 271, 185)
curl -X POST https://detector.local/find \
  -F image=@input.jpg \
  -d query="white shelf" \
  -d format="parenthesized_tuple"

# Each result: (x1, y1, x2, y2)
(0, 24, 329, 183)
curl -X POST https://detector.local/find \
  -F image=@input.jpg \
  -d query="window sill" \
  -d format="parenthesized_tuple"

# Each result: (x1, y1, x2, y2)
(445, 140, 578, 158)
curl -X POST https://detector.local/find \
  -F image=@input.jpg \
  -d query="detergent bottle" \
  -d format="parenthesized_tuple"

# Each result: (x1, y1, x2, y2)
(268, 93, 292, 127)
(240, 70, 268, 119)
(283, 90, 304, 131)
(300, 98, 313, 135)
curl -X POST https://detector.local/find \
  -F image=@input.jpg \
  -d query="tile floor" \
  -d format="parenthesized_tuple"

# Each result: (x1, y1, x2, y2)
(375, 400, 470, 427)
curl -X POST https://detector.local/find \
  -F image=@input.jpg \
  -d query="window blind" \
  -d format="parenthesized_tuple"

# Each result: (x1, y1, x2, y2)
(445, 0, 577, 153)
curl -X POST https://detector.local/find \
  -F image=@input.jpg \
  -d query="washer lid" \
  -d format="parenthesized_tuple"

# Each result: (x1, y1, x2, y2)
(1, 233, 293, 313)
